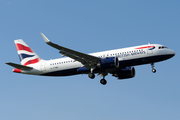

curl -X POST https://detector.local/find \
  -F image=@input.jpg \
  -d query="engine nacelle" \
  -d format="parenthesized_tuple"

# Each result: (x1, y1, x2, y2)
(97, 57, 119, 69)
(77, 66, 89, 73)
(113, 67, 135, 79)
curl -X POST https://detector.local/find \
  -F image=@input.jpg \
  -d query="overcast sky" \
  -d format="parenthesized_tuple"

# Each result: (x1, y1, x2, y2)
(1, 1, 179, 120)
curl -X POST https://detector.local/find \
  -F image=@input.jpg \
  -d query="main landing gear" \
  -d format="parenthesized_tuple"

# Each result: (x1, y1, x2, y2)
(100, 78, 107, 85)
(151, 63, 156, 73)
(88, 67, 96, 79)
(99, 72, 108, 85)
(88, 67, 108, 85)
(88, 73, 95, 79)
(88, 73, 107, 85)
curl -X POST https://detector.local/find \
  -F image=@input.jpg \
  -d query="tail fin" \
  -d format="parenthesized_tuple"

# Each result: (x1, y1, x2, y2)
(14, 39, 42, 66)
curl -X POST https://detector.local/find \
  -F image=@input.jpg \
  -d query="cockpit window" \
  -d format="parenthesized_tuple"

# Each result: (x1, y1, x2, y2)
(162, 46, 168, 48)
(159, 46, 168, 49)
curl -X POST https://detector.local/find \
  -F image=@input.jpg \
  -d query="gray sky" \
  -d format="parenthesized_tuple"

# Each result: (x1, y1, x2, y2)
(1, 0, 179, 120)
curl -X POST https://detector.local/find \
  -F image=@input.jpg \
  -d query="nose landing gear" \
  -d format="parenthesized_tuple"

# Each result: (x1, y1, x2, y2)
(151, 63, 156, 73)
(152, 68, 156, 73)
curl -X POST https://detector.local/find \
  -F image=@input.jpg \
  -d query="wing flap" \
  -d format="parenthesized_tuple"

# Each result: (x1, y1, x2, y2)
(59, 50, 91, 69)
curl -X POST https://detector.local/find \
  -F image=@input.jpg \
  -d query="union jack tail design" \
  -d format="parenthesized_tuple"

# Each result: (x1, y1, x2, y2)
(14, 39, 42, 66)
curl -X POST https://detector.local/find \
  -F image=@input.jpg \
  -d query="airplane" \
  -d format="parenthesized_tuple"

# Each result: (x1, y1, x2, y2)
(6, 33, 175, 85)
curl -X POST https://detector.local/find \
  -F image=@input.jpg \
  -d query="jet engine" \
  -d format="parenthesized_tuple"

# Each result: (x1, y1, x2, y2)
(97, 57, 119, 69)
(113, 67, 135, 79)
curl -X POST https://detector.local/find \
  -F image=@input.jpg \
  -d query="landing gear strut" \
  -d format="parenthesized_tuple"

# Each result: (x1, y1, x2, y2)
(88, 68, 108, 85)
(151, 63, 156, 73)
(88, 67, 96, 79)
(99, 72, 108, 85)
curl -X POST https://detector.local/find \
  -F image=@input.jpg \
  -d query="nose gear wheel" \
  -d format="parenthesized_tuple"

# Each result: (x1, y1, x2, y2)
(151, 63, 156, 73)
(152, 69, 156, 73)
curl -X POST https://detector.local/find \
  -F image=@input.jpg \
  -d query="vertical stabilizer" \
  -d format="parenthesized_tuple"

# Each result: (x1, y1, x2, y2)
(14, 39, 42, 66)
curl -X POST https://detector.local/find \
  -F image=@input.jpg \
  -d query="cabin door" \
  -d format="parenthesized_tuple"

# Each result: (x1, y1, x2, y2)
(40, 61, 46, 72)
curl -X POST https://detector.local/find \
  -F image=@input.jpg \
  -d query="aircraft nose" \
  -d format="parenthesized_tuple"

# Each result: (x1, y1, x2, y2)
(169, 49, 175, 57)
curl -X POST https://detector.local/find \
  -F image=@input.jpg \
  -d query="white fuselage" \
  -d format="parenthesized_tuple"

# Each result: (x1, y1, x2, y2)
(20, 44, 175, 76)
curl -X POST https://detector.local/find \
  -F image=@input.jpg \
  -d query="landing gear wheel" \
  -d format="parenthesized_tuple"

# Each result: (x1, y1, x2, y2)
(100, 79, 107, 85)
(151, 63, 156, 73)
(88, 73, 95, 79)
(152, 69, 156, 73)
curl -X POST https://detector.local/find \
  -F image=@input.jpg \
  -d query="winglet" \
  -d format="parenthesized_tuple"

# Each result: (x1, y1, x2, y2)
(41, 33, 51, 43)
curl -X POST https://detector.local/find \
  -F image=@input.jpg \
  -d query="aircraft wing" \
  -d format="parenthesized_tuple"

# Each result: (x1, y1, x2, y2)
(6, 62, 33, 70)
(41, 33, 101, 69)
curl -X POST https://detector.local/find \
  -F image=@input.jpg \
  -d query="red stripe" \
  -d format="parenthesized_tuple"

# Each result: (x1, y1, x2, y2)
(136, 46, 155, 49)
(13, 68, 21, 73)
(15, 43, 33, 53)
(24, 58, 40, 66)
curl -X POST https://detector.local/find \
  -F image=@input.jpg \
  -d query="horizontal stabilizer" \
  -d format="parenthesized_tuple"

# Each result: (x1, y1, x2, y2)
(6, 62, 33, 70)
